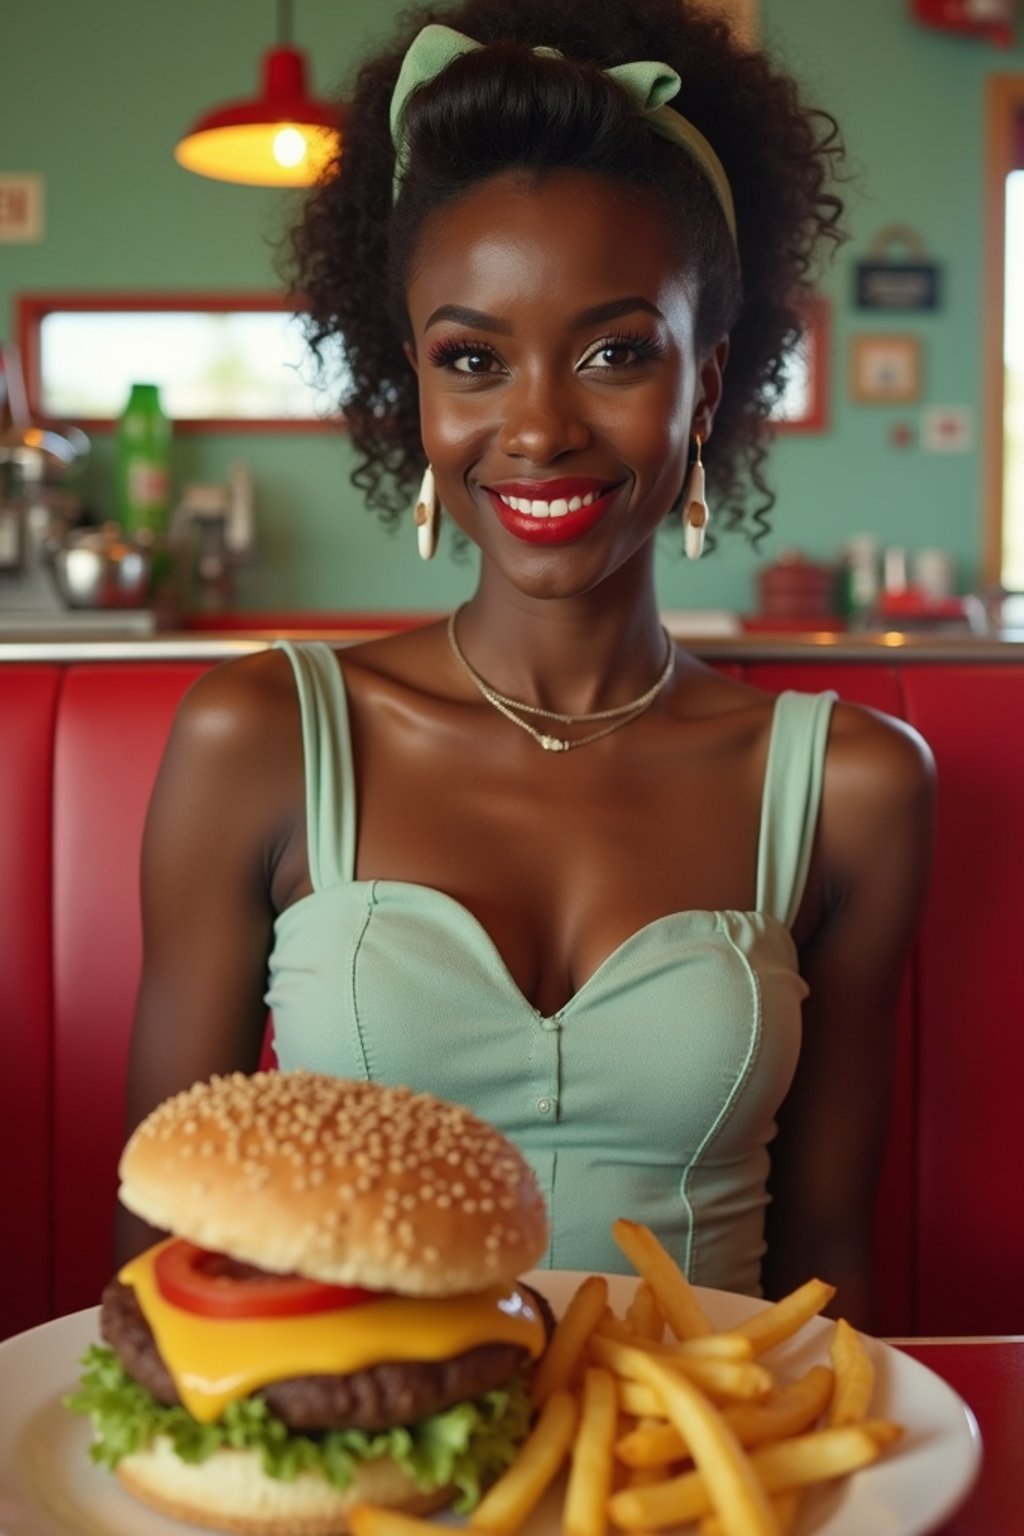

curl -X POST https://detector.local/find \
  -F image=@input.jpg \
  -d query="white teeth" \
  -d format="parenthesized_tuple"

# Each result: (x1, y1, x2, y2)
(498, 489, 603, 517)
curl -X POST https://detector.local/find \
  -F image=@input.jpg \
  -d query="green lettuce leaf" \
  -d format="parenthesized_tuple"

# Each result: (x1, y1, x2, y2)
(64, 1346, 533, 1512)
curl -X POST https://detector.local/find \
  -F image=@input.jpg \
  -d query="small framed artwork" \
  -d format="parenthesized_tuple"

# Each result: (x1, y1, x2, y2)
(849, 334, 922, 404)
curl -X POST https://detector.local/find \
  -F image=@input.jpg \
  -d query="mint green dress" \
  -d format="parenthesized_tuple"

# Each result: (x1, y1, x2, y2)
(267, 641, 835, 1296)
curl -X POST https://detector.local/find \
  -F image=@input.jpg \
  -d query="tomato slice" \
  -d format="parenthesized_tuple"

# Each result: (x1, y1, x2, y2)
(153, 1239, 381, 1319)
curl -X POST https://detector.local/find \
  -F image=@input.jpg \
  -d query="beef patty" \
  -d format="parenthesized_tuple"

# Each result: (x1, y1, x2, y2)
(100, 1277, 552, 1432)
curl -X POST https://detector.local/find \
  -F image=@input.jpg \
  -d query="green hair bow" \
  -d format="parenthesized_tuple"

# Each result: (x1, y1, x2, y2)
(389, 23, 737, 243)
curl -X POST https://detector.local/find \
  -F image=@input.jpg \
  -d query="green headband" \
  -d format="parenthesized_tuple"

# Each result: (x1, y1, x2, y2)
(388, 23, 737, 243)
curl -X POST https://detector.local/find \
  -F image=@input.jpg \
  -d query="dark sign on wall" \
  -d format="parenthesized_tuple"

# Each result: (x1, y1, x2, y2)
(855, 262, 940, 311)
(854, 224, 942, 313)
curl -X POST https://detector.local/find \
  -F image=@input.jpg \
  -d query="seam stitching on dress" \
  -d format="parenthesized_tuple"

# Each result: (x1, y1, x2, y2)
(348, 883, 378, 1080)
(549, 1148, 559, 1269)
(681, 912, 764, 1283)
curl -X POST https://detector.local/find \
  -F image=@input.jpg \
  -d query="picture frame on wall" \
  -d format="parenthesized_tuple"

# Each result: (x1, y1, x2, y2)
(849, 334, 922, 404)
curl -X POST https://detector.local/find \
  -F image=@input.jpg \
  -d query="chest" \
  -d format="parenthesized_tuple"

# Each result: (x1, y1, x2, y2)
(276, 690, 791, 1017)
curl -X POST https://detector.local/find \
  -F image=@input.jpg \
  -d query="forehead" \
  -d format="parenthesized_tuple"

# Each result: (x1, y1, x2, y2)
(405, 169, 695, 333)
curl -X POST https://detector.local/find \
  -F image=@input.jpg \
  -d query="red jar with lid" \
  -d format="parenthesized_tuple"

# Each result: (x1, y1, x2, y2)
(751, 551, 840, 630)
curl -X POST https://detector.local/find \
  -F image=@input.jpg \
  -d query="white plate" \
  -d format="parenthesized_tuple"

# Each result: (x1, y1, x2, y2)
(0, 1273, 980, 1536)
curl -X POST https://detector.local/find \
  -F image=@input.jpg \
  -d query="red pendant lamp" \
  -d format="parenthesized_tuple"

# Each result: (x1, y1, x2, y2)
(175, 0, 342, 187)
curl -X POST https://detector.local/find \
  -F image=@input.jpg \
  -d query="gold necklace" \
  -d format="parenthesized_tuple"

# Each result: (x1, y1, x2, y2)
(446, 608, 675, 753)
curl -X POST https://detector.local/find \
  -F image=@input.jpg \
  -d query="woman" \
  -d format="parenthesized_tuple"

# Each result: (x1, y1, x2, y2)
(120, 0, 934, 1327)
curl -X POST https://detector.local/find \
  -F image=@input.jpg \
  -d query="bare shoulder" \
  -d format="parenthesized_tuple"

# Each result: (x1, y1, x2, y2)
(156, 649, 307, 813)
(819, 700, 936, 883)
(171, 648, 300, 754)
(826, 699, 935, 812)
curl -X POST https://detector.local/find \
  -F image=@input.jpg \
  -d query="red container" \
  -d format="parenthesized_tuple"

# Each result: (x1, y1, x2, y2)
(755, 551, 838, 621)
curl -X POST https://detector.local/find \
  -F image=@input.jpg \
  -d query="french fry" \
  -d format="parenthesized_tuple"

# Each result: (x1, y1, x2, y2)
(600, 1315, 753, 1362)
(592, 1332, 772, 1404)
(608, 1344, 778, 1536)
(828, 1317, 876, 1426)
(530, 1273, 608, 1406)
(608, 1422, 901, 1531)
(349, 1509, 447, 1536)
(700, 1490, 803, 1536)
(611, 1219, 712, 1338)
(718, 1365, 835, 1452)
(468, 1389, 578, 1536)
(563, 1368, 619, 1536)
(616, 1418, 696, 1471)
(670, 1334, 755, 1363)
(626, 1280, 665, 1341)
(616, 1365, 834, 1468)
(617, 1379, 669, 1419)
(731, 1279, 836, 1356)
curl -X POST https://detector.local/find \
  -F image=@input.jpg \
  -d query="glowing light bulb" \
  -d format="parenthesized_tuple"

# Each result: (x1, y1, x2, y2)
(273, 126, 307, 169)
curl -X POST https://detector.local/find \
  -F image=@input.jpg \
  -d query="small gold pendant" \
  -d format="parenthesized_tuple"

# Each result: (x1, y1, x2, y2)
(540, 735, 568, 752)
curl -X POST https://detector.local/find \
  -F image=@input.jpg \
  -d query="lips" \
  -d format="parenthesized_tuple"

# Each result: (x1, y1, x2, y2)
(483, 477, 624, 545)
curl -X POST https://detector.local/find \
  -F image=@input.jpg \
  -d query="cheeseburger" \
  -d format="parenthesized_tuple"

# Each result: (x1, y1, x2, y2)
(68, 1071, 550, 1535)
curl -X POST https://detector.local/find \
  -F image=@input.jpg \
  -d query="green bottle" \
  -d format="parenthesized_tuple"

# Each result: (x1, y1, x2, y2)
(115, 382, 172, 535)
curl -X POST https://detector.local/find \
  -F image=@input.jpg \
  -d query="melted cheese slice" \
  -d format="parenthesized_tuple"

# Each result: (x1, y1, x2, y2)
(120, 1241, 546, 1424)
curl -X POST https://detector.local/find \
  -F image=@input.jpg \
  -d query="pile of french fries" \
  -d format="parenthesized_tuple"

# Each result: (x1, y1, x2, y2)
(350, 1218, 901, 1536)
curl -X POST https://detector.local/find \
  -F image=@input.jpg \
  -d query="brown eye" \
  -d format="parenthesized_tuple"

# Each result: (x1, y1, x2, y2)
(454, 351, 497, 374)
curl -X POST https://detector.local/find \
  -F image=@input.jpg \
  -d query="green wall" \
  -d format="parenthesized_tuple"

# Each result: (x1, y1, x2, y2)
(3, 0, 1021, 613)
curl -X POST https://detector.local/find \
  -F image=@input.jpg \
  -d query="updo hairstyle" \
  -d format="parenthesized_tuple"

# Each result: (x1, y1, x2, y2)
(286, 0, 846, 541)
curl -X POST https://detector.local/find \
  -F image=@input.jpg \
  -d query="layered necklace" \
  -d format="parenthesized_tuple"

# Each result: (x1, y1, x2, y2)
(446, 607, 675, 753)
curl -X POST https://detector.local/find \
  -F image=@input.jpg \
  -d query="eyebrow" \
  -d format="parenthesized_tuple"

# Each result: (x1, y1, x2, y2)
(423, 296, 666, 333)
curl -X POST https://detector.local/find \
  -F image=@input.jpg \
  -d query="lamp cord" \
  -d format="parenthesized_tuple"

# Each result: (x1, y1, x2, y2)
(277, 0, 293, 46)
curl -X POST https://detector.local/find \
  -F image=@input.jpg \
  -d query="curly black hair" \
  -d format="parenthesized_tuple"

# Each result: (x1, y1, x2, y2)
(285, 0, 846, 541)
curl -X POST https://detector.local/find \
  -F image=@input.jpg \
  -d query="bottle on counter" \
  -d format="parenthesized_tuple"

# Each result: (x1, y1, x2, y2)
(838, 535, 882, 627)
(115, 382, 172, 537)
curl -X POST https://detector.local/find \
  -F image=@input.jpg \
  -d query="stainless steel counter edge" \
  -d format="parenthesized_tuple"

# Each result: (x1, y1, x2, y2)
(3, 627, 1024, 663)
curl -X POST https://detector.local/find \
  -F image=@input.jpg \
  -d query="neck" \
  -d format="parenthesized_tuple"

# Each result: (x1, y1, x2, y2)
(454, 575, 669, 718)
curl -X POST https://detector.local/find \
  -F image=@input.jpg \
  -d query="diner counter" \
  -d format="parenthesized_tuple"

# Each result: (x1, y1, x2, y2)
(3, 622, 1024, 662)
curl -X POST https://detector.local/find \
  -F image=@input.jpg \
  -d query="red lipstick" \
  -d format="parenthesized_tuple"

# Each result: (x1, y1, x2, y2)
(483, 477, 623, 545)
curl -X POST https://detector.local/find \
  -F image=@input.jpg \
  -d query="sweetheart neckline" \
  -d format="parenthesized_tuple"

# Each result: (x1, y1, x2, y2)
(274, 877, 796, 1022)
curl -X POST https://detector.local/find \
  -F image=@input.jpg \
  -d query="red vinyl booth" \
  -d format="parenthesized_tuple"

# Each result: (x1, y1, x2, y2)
(2, 650, 1022, 1341)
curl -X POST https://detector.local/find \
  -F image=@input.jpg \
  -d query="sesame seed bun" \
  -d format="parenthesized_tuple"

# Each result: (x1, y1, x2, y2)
(118, 1072, 549, 1296)
(116, 1436, 453, 1535)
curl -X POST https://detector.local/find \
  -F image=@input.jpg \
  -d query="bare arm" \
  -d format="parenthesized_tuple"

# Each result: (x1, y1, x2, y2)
(762, 704, 935, 1329)
(115, 653, 302, 1263)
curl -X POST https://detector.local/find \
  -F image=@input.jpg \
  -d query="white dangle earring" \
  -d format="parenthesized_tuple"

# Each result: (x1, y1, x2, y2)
(414, 463, 440, 561)
(682, 435, 709, 561)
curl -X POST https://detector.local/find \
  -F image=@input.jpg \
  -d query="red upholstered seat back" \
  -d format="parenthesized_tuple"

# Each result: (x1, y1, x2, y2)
(3, 650, 1021, 1341)
(0, 668, 61, 1337)
(51, 664, 212, 1315)
(902, 668, 1024, 1337)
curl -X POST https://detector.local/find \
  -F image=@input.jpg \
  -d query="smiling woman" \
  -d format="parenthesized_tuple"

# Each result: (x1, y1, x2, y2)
(119, 0, 934, 1349)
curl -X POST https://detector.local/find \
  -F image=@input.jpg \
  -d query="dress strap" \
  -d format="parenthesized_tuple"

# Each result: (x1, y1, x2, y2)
(276, 640, 356, 889)
(755, 690, 837, 930)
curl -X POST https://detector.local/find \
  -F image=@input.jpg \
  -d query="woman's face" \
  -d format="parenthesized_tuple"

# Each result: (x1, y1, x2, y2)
(404, 169, 727, 599)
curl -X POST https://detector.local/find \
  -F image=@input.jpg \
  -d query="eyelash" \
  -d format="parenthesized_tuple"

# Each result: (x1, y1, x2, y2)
(425, 330, 665, 374)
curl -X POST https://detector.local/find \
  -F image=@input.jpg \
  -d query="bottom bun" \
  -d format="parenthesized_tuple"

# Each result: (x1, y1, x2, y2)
(116, 1437, 454, 1536)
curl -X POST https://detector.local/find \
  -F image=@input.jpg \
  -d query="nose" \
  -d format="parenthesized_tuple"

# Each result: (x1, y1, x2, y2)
(498, 374, 591, 463)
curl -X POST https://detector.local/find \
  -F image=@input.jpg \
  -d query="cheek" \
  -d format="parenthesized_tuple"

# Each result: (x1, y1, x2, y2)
(417, 386, 490, 476)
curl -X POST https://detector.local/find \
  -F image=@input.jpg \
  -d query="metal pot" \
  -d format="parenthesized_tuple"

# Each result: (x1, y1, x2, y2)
(51, 525, 153, 609)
